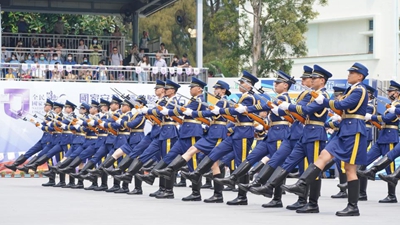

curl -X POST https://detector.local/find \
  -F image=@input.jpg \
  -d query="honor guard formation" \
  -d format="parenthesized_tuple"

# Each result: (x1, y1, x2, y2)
(6, 62, 400, 217)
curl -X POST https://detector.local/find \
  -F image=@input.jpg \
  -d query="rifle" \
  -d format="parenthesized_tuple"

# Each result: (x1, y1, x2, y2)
(170, 93, 210, 126)
(36, 112, 64, 132)
(207, 91, 268, 130)
(120, 89, 162, 126)
(206, 92, 237, 123)
(87, 114, 109, 133)
(236, 81, 294, 124)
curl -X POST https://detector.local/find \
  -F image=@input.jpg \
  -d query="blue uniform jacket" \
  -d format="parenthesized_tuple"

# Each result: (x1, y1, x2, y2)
(100, 110, 121, 145)
(168, 94, 206, 139)
(123, 112, 146, 145)
(219, 92, 255, 140)
(192, 98, 229, 139)
(149, 96, 179, 140)
(289, 88, 329, 143)
(60, 113, 76, 146)
(149, 98, 166, 139)
(322, 83, 368, 137)
(371, 100, 399, 144)
(40, 112, 54, 144)
(366, 102, 376, 142)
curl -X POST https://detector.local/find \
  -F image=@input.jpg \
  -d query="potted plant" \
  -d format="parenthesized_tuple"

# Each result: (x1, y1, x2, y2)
(29, 171, 35, 178)
(0, 171, 5, 178)
(10, 171, 15, 178)
(37, 170, 43, 178)
(19, 171, 25, 178)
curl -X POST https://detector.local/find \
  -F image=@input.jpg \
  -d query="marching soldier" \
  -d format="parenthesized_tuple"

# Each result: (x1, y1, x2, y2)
(281, 62, 369, 216)
(357, 80, 400, 203)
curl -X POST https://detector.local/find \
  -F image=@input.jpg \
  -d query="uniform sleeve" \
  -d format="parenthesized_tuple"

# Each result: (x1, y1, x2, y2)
(371, 112, 397, 123)
(288, 93, 329, 115)
(220, 96, 254, 116)
(125, 114, 145, 129)
(324, 88, 364, 111)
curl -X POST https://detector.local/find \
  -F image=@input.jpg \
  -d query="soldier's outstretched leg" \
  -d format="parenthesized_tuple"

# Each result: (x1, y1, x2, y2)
(134, 160, 167, 185)
(249, 166, 288, 198)
(379, 165, 400, 187)
(357, 156, 392, 180)
(5, 155, 27, 171)
(214, 160, 252, 189)
(238, 163, 275, 192)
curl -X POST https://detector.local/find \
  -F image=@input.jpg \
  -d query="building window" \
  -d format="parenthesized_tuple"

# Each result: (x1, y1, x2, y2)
(368, 36, 373, 53)
(369, 20, 373, 30)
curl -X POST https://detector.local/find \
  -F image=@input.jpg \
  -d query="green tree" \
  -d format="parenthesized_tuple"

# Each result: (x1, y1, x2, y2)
(238, 0, 327, 77)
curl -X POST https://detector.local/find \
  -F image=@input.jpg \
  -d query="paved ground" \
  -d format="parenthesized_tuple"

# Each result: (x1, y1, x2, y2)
(0, 177, 399, 225)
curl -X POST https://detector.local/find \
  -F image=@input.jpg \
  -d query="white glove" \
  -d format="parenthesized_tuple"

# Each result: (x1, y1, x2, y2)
(160, 107, 169, 115)
(201, 124, 207, 129)
(211, 106, 221, 115)
(278, 102, 290, 111)
(61, 124, 67, 129)
(388, 106, 396, 114)
(234, 104, 247, 114)
(183, 108, 193, 116)
(315, 94, 324, 104)
(255, 124, 264, 131)
(73, 124, 81, 130)
(331, 114, 341, 122)
(76, 120, 83, 125)
(271, 107, 279, 116)
(30, 119, 37, 124)
(88, 120, 95, 126)
(46, 121, 52, 126)
(38, 124, 43, 129)
(364, 113, 372, 121)
(116, 118, 122, 124)
(131, 108, 138, 115)
(100, 122, 105, 127)
(140, 106, 148, 114)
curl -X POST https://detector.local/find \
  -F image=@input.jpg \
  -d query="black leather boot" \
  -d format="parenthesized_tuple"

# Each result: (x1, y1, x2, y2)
(204, 172, 224, 203)
(5, 154, 27, 171)
(214, 160, 252, 189)
(84, 181, 98, 190)
(336, 180, 360, 216)
(286, 195, 308, 210)
(88, 155, 116, 176)
(53, 158, 74, 173)
(128, 171, 143, 195)
(115, 182, 130, 193)
(106, 179, 121, 192)
(227, 175, 248, 205)
(153, 155, 187, 179)
(357, 165, 368, 200)
(175, 176, 187, 187)
(71, 179, 84, 189)
(379, 183, 398, 203)
(93, 173, 108, 191)
(357, 156, 392, 180)
(262, 180, 284, 208)
(296, 179, 320, 213)
(42, 177, 56, 187)
(182, 180, 202, 201)
(150, 177, 166, 197)
(156, 174, 174, 199)
(249, 162, 265, 181)
(141, 159, 156, 172)
(71, 161, 95, 179)
(25, 155, 49, 171)
(379, 166, 400, 186)
(59, 157, 82, 174)
(250, 166, 288, 198)
(204, 161, 225, 180)
(201, 177, 213, 189)
(17, 155, 37, 173)
(181, 156, 215, 185)
(62, 176, 75, 188)
(53, 173, 66, 187)
(104, 156, 133, 176)
(238, 164, 275, 192)
(282, 163, 321, 197)
(322, 159, 335, 172)
(135, 160, 167, 185)
(115, 158, 144, 183)
(331, 172, 348, 198)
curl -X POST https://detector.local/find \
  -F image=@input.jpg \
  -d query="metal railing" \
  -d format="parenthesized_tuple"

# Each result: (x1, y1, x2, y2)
(2, 32, 126, 57)
(0, 63, 208, 84)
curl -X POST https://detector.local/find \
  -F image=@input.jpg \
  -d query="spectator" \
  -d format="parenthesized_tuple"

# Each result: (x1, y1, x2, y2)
(32, 62, 46, 80)
(169, 55, 179, 82)
(64, 72, 77, 82)
(54, 16, 65, 34)
(152, 52, 167, 81)
(51, 62, 62, 82)
(49, 53, 62, 64)
(37, 53, 48, 64)
(138, 48, 145, 60)
(137, 55, 150, 84)
(139, 31, 150, 53)
(2, 45, 12, 60)
(55, 42, 65, 62)
(15, 40, 25, 61)
(10, 54, 20, 63)
(112, 26, 122, 53)
(97, 61, 109, 82)
(160, 43, 168, 55)
(128, 44, 140, 66)
(25, 54, 35, 64)
(208, 71, 214, 77)
(64, 54, 76, 65)
(83, 70, 93, 82)
(5, 68, 16, 81)
(77, 39, 88, 64)
(89, 37, 102, 65)
(81, 56, 91, 65)
(17, 16, 29, 33)
(109, 47, 123, 80)
(178, 53, 191, 68)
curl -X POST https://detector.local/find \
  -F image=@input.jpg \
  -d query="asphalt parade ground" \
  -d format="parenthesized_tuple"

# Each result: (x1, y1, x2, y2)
(1, 177, 399, 225)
